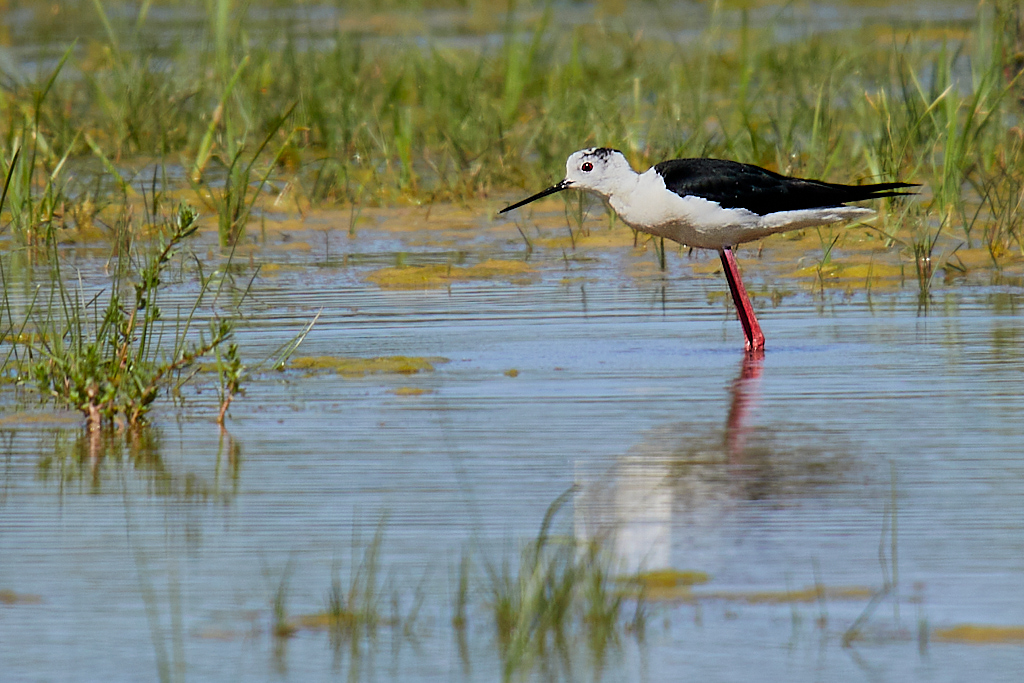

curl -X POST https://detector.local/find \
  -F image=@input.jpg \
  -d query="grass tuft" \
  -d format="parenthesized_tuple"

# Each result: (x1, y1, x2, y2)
(1, 179, 241, 430)
(485, 487, 641, 679)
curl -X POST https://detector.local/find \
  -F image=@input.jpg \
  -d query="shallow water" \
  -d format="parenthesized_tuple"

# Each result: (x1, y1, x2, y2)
(1, 214, 1023, 681)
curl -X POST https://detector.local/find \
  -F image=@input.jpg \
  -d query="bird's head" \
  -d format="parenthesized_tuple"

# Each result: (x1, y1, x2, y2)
(498, 147, 635, 214)
(563, 148, 634, 197)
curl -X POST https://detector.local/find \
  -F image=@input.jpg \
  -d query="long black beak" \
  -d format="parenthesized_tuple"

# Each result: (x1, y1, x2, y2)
(498, 179, 573, 214)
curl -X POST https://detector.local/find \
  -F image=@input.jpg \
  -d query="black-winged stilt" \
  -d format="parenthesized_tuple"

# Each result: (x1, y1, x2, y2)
(499, 147, 916, 354)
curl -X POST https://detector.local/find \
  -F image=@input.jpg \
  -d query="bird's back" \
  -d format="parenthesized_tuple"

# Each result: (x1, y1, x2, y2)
(653, 158, 914, 215)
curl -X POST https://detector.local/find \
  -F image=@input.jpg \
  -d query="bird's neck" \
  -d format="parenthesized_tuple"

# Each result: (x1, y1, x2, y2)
(604, 172, 641, 215)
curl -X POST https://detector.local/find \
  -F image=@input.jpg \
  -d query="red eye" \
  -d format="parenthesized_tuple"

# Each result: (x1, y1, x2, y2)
(581, 162, 593, 172)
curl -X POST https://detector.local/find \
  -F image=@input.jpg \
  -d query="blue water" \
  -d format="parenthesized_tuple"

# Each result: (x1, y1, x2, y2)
(1, 221, 1022, 681)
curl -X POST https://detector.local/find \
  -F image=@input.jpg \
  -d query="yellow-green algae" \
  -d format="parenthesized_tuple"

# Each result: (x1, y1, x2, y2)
(253, 262, 308, 277)
(287, 610, 400, 632)
(0, 589, 43, 605)
(365, 259, 534, 289)
(789, 262, 905, 280)
(532, 230, 636, 251)
(389, 386, 434, 396)
(621, 569, 711, 600)
(631, 568, 711, 588)
(194, 627, 240, 641)
(701, 585, 876, 604)
(0, 411, 83, 427)
(626, 260, 666, 280)
(289, 355, 448, 377)
(634, 580, 876, 603)
(292, 611, 355, 631)
(933, 624, 1024, 644)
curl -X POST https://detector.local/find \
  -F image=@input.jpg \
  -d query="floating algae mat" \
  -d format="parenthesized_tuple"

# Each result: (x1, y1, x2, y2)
(0, 590, 43, 605)
(365, 259, 535, 289)
(0, 411, 82, 427)
(621, 570, 875, 604)
(628, 568, 710, 588)
(389, 386, 434, 396)
(638, 582, 877, 603)
(933, 624, 1024, 644)
(289, 355, 448, 377)
(697, 585, 878, 604)
(288, 611, 400, 633)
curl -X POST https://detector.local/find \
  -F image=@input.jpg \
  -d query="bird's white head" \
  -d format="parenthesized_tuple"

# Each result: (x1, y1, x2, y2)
(563, 148, 636, 198)
(498, 147, 637, 215)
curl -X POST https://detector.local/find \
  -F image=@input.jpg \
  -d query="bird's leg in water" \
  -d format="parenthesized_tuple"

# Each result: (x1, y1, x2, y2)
(720, 247, 765, 355)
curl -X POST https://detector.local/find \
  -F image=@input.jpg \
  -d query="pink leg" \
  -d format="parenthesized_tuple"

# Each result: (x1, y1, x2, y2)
(719, 247, 765, 354)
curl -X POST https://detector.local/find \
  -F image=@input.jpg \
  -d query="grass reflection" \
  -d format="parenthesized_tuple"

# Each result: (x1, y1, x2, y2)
(31, 423, 239, 501)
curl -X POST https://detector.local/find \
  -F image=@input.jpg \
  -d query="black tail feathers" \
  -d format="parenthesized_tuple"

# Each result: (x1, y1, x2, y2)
(852, 181, 920, 201)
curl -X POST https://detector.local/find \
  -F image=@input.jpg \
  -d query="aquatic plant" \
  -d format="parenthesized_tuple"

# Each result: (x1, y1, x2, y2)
(324, 522, 386, 635)
(452, 548, 471, 632)
(1, 45, 77, 247)
(5, 189, 239, 430)
(214, 341, 244, 426)
(281, 522, 426, 643)
(191, 86, 299, 246)
(271, 559, 297, 639)
(843, 463, 904, 646)
(485, 488, 638, 679)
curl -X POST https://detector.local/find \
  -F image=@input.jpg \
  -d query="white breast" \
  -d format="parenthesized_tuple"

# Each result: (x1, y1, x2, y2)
(607, 169, 760, 249)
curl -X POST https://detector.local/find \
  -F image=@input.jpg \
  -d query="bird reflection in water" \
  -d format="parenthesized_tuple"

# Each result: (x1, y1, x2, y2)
(575, 353, 765, 574)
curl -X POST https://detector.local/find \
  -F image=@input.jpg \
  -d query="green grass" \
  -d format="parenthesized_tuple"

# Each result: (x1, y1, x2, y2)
(0, 44, 249, 431)
(0, 141, 242, 429)
(272, 522, 428, 647)
(485, 488, 637, 679)
(251, 503, 643, 676)
(16, 201, 237, 430)
(0, 2, 1020, 257)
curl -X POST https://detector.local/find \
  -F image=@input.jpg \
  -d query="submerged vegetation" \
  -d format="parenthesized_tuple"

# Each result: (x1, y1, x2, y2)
(485, 489, 638, 677)
(266, 495, 650, 680)
(247, 487, 999, 679)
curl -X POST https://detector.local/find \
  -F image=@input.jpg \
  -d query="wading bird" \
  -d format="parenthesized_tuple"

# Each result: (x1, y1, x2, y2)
(500, 148, 915, 354)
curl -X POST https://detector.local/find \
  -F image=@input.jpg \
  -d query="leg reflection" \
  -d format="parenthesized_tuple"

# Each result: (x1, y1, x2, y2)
(725, 352, 764, 462)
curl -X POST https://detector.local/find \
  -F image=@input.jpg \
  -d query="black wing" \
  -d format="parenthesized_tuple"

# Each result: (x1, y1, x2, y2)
(654, 158, 917, 216)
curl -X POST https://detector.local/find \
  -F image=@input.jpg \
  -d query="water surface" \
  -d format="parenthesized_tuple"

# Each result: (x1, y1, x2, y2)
(2, 216, 1022, 681)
